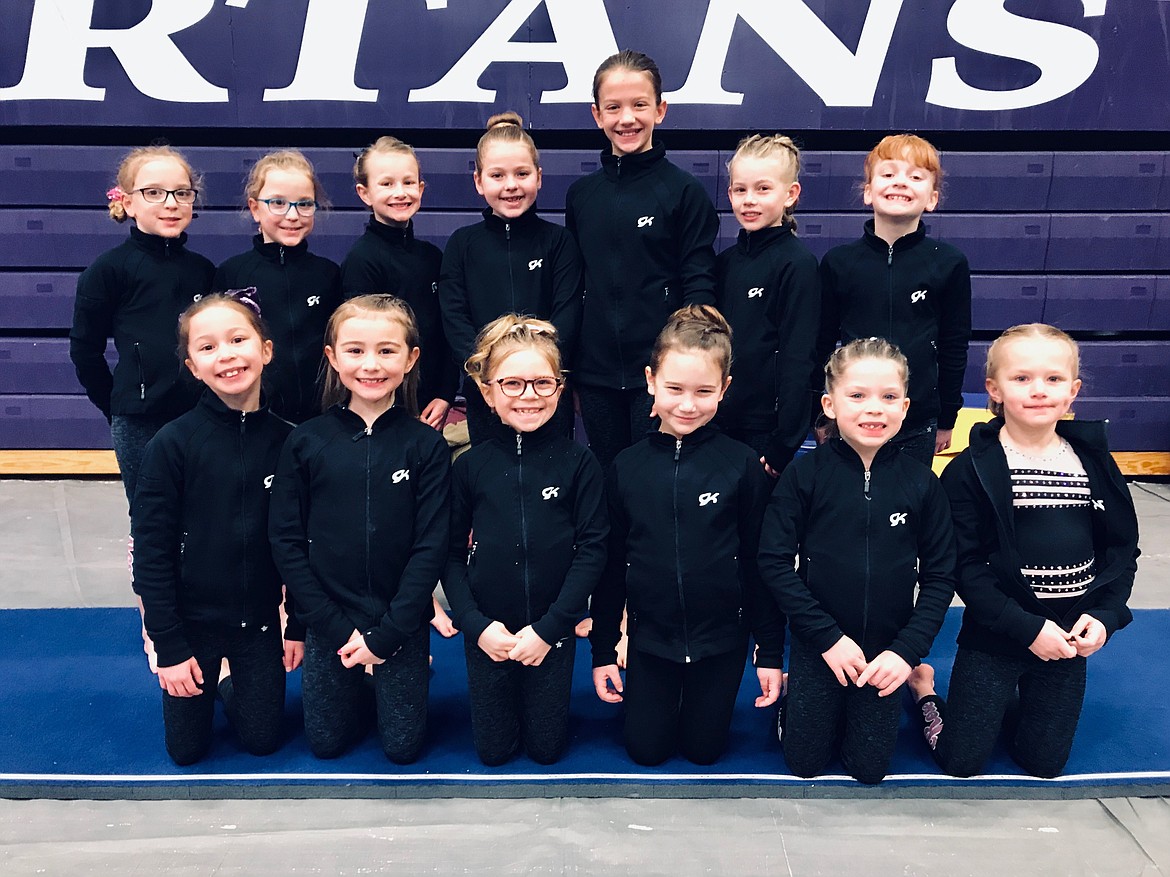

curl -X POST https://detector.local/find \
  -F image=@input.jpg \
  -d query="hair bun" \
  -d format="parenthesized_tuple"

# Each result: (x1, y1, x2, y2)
(486, 111, 524, 131)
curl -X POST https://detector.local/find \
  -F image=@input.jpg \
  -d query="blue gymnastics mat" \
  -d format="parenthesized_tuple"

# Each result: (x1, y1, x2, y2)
(0, 607, 1166, 800)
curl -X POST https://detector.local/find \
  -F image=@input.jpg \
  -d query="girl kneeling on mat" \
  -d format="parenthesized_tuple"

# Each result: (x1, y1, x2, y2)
(591, 305, 784, 766)
(445, 316, 608, 766)
(909, 323, 1140, 778)
(132, 291, 303, 766)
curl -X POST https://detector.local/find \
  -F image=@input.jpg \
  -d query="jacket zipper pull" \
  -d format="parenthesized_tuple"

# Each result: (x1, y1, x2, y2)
(674, 438, 682, 462)
(240, 410, 246, 434)
(279, 246, 286, 266)
(516, 432, 523, 457)
(140, 384, 145, 400)
(887, 245, 893, 266)
(864, 468, 871, 500)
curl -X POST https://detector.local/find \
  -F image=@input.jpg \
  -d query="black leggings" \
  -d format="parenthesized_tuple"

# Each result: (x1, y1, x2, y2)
(160, 623, 286, 766)
(463, 635, 576, 766)
(301, 626, 430, 763)
(781, 636, 903, 785)
(621, 640, 748, 767)
(574, 384, 655, 469)
(916, 646, 1087, 778)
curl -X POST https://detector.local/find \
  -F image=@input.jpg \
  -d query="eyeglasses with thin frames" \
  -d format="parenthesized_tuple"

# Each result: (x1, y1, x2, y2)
(495, 377, 563, 397)
(133, 187, 198, 205)
(255, 197, 318, 217)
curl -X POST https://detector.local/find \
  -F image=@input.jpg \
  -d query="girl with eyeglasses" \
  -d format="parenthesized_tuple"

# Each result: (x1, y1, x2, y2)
(444, 315, 607, 765)
(214, 150, 342, 425)
(438, 112, 583, 445)
(70, 145, 216, 673)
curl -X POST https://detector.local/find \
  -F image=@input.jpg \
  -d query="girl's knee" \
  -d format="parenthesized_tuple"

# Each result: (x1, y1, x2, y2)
(781, 741, 830, 779)
(625, 737, 672, 767)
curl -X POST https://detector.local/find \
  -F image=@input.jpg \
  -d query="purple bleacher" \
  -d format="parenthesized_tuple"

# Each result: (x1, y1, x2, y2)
(1078, 341, 1170, 397)
(1073, 397, 1170, 452)
(936, 152, 1052, 212)
(1048, 153, 1166, 211)
(963, 341, 991, 394)
(970, 276, 1046, 331)
(0, 146, 129, 208)
(1043, 276, 1155, 332)
(928, 214, 1049, 272)
(826, 152, 865, 211)
(0, 395, 112, 449)
(1045, 214, 1160, 271)
(1153, 276, 1170, 330)
(0, 338, 86, 394)
(0, 273, 79, 330)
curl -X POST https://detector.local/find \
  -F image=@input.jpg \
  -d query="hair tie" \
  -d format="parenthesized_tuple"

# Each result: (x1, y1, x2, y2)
(508, 322, 549, 335)
(224, 287, 262, 318)
(106, 186, 125, 202)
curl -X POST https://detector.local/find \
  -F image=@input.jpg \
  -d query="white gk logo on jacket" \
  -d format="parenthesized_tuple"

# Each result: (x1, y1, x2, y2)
(1092, 499, 1105, 511)
(747, 287, 764, 298)
(263, 475, 274, 489)
(392, 468, 410, 483)
(306, 295, 321, 306)
(889, 512, 908, 527)
(910, 289, 927, 303)
(698, 492, 720, 507)
(528, 259, 543, 271)
(637, 216, 655, 228)
(542, 486, 560, 500)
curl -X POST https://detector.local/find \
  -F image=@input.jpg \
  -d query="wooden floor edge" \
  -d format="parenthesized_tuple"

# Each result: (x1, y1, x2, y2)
(1, 449, 1167, 477)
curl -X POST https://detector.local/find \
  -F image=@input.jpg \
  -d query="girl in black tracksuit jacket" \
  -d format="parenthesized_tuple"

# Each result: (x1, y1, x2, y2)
(269, 295, 449, 764)
(439, 112, 583, 445)
(70, 147, 214, 504)
(716, 135, 821, 476)
(342, 137, 458, 429)
(215, 150, 342, 425)
(566, 51, 719, 468)
(592, 306, 784, 767)
(910, 325, 1139, 779)
(445, 317, 607, 765)
(132, 294, 302, 766)
(758, 338, 956, 785)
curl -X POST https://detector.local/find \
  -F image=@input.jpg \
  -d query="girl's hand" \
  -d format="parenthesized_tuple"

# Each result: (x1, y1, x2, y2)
(821, 635, 867, 686)
(934, 428, 953, 455)
(1029, 619, 1077, 661)
(283, 639, 304, 672)
(856, 650, 912, 696)
(593, 664, 624, 703)
(338, 630, 385, 668)
(760, 457, 779, 478)
(430, 598, 459, 638)
(158, 657, 203, 698)
(508, 625, 552, 666)
(755, 667, 783, 707)
(1068, 614, 1107, 657)
(419, 398, 450, 430)
(478, 621, 520, 662)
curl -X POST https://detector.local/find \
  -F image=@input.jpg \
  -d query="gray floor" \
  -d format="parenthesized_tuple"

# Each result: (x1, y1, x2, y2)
(1, 478, 1168, 875)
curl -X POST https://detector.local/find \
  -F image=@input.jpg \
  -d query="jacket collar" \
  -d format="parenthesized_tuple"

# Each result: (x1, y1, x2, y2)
(481, 205, 540, 234)
(197, 388, 269, 429)
(827, 435, 899, 469)
(504, 416, 563, 452)
(330, 401, 407, 436)
(968, 416, 1111, 460)
(251, 233, 308, 263)
(601, 141, 666, 181)
(365, 215, 414, 248)
(130, 224, 188, 256)
(736, 222, 794, 255)
(647, 422, 720, 453)
(861, 218, 927, 255)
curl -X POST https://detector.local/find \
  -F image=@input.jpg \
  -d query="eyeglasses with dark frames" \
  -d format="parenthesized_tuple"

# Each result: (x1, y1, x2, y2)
(256, 197, 318, 217)
(495, 377, 563, 397)
(133, 187, 198, 205)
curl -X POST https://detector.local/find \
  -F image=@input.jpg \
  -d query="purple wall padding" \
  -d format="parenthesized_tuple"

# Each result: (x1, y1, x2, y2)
(1048, 153, 1166, 211)
(971, 276, 1046, 331)
(1043, 276, 1156, 332)
(1046, 215, 1161, 272)
(0, 394, 111, 449)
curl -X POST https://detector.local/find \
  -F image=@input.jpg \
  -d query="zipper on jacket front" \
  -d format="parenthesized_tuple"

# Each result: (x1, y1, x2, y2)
(360, 426, 376, 623)
(862, 465, 872, 650)
(505, 223, 517, 314)
(280, 248, 303, 416)
(516, 432, 532, 625)
(672, 438, 692, 662)
(237, 409, 250, 628)
(135, 342, 145, 400)
(886, 244, 894, 339)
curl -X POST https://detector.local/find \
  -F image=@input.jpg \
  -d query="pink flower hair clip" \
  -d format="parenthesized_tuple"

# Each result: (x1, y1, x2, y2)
(106, 186, 126, 202)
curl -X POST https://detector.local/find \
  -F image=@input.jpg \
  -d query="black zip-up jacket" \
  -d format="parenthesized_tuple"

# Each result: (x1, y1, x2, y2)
(215, 236, 341, 425)
(592, 426, 784, 669)
(70, 226, 215, 421)
(438, 206, 583, 370)
(565, 143, 719, 389)
(759, 439, 956, 665)
(444, 420, 608, 647)
(715, 223, 821, 473)
(341, 217, 458, 407)
(268, 404, 450, 659)
(131, 391, 301, 668)
(815, 220, 971, 430)
(940, 418, 1139, 658)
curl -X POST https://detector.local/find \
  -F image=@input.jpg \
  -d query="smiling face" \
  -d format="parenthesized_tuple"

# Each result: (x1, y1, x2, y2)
(357, 150, 425, 228)
(863, 157, 939, 223)
(822, 357, 909, 466)
(248, 167, 316, 247)
(591, 68, 667, 157)
(646, 349, 729, 439)
(324, 315, 419, 424)
(728, 154, 800, 232)
(184, 303, 272, 412)
(986, 336, 1081, 437)
(122, 156, 194, 238)
(481, 347, 562, 434)
(474, 141, 541, 220)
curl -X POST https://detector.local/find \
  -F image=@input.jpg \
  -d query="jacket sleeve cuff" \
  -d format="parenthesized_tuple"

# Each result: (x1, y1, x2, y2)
(531, 616, 568, 648)
(152, 628, 194, 669)
(283, 615, 306, 643)
(457, 611, 494, 649)
(364, 619, 409, 661)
